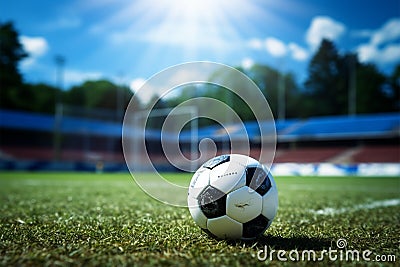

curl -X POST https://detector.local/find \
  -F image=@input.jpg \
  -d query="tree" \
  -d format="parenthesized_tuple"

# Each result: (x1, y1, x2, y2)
(386, 64, 400, 111)
(64, 79, 133, 120)
(0, 21, 28, 110)
(246, 64, 279, 116)
(304, 39, 397, 116)
(304, 39, 347, 116)
(283, 72, 304, 118)
(25, 83, 59, 114)
(245, 64, 301, 119)
(355, 63, 389, 114)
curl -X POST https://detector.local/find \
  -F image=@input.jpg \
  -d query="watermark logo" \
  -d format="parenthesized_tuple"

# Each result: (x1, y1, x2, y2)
(122, 61, 276, 207)
(336, 238, 347, 249)
(255, 238, 396, 263)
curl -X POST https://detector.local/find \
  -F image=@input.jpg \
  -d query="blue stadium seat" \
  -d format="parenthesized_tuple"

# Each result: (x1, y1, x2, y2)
(1, 109, 399, 141)
(284, 114, 399, 140)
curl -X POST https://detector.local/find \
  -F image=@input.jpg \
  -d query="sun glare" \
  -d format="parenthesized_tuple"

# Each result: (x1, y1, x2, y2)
(132, 0, 261, 54)
(116, 0, 271, 99)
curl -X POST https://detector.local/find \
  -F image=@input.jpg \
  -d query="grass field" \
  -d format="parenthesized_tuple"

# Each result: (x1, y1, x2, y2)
(0, 172, 399, 266)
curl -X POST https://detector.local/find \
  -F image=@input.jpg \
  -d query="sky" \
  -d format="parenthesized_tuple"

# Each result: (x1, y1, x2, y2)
(1, 0, 399, 91)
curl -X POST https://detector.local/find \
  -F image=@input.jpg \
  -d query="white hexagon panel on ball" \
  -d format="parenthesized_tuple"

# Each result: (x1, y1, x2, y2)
(209, 161, 246, 194)
(261, 183, 278, 220)
(207, 215, 243, 240)
(226, 186, 262, 223)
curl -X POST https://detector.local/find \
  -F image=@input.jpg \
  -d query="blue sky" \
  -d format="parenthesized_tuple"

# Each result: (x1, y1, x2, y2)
(1, 0, 399, 91)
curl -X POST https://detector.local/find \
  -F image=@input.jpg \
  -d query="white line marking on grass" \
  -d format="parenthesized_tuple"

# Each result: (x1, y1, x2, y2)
(310, 199, 400, 216)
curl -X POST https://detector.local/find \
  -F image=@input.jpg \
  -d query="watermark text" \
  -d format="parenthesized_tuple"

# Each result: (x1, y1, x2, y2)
(255, 238, 396, 263)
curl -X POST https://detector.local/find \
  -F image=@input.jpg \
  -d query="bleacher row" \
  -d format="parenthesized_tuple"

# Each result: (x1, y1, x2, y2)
(1, 109, 399, 140)
(179, 113, 400, 142)
(0, 145, 398, 165)
(0, 109, 399, 164)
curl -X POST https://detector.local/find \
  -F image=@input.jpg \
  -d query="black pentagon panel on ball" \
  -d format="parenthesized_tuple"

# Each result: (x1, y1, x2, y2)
(242, 215, 270, 239)
(246, 167, 271, 195)
(255, 173, 272, 196)
(202, 155, 230, 170)
(198, 186, 227, 218)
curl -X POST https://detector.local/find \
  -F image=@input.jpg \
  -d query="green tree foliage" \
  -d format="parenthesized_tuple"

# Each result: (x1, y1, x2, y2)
(245, 64, 279, 115)
(24, 83, 59, 113)
(64, 79, 133, 119)
(243, 64, 301, 119)
(304, 39, 398, 117)
(387, 64, 400, 110)
(355, 63, 389, 113)
(304, 39, 346, 116)
(0, 21, 28, 110)
(1, 22, 397, 119)
(203, 83, 256, 123)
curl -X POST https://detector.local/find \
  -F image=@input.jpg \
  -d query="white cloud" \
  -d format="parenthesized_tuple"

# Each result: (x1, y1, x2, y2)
(357, 44, 377, 63)
(129, 77, 159, 104)
(356, 18, 400, 65)
(20, 36, 48, 56)
(130, 77, 158, 103)
(306, 16, 346, 50)
(129, 78, 146, 93)
(19, 36, 49, 68)
(380, 44, 400, 63)
(265, 37, 287, 57)
(370, 18, 400, 46)
(248, 37, 309, 62)
(288, 43, 309, 61)
(248, 38, 263, 50)
(358, 43, 400, 64)
(241, 57, 254, 69)
(64, 70, 104, 86)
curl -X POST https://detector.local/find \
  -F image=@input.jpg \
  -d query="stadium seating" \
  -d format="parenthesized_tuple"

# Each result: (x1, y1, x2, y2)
(274, 147, 349, 163)
(0, 109, 398, 166)
(1, 109, 398, 140)
(352, 146, 399, 163)
(281, 113, 399, 141)
(0, 109, 121, 137)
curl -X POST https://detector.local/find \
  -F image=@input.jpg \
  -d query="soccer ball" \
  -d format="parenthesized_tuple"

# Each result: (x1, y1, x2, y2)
(187, 154, 278, 240)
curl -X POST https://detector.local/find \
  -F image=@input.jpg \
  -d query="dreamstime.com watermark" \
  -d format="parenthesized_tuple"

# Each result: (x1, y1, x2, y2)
(254, 238, 397, 263)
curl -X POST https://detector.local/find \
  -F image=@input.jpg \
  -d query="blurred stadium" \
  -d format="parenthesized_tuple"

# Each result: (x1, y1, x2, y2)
(1, 106, 399, 266)
(1, 4, 400, 265)
(0, 107, 398, 175)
